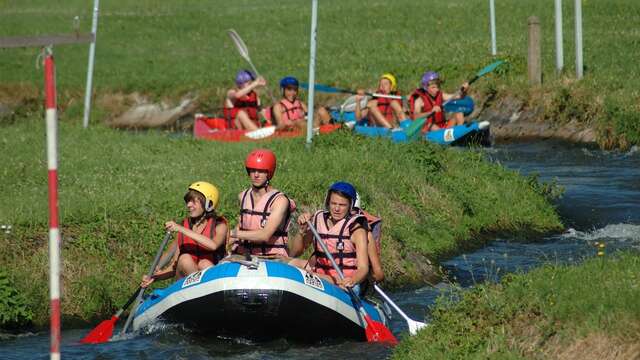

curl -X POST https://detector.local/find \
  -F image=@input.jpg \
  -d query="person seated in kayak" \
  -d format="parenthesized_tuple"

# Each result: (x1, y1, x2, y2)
(141, 182, 228, 288)
(290, 182, 369, 291)
(409, 70, 469, 132)
(229, 149, 296, 258)
(224, 69, 270, 131)
(353, 192, 384, 283)
(355, 73, 406, 129)
(265, 76, 332, 131)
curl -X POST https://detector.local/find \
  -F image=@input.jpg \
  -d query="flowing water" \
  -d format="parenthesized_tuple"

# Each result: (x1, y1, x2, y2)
(2, 140, 640, 359)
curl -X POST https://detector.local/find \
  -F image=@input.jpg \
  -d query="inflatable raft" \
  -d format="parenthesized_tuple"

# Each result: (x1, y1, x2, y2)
(132, 257, 388, 342)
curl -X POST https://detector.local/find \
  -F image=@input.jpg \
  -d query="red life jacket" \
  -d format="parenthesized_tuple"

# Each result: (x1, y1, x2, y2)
(223, 90, 260, 128)
(277, 98, 306, 123)
(374, 91, 401, 122)
(312, 210, 366, 281)
(236, 188, 296, 256)
(178, 216, 227, 265)
(409, 88, 445, 131)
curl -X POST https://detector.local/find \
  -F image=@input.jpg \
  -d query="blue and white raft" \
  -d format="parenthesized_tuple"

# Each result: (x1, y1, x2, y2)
(132, 257, 388, 342)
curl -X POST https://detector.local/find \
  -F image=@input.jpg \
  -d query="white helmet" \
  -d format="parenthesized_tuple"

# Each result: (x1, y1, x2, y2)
(354, 191, 361, 209)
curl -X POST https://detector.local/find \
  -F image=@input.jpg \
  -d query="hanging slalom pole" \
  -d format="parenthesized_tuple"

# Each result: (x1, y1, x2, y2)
(305, 0, 318, 148)
(44, 47, 62, 360)
(82, 0, 100, 128)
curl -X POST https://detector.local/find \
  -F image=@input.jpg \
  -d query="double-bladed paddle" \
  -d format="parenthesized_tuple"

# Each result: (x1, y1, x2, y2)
(301, 83, 404, 100)
(307, 222, 398, 345)
(227, 29, 276, 105)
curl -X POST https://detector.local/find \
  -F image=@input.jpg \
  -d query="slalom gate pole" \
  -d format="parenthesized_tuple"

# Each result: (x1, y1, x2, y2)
(44, 49, 62, 360)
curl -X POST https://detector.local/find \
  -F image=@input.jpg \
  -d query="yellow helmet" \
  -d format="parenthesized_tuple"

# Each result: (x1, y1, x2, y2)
(188, 181, 219, 212)
(381, 73, 397, 91)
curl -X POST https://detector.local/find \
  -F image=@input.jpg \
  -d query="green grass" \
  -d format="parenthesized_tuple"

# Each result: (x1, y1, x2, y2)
(393, 251, 640, 359)
(1, 0, 639, 146)
(0, 118, 561, 326)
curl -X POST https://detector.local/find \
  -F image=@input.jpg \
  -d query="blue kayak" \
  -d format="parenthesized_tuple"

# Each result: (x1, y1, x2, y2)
(132, 257, 388, 342)
(354, 120, 491, 146)
(330, 96, 475, 123)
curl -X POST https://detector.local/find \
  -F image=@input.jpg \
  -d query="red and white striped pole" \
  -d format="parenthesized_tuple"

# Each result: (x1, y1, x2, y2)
(44, 48, 61, 360)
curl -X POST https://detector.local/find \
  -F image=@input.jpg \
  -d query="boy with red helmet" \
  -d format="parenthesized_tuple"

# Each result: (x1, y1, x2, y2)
(230, 149, 296, 258)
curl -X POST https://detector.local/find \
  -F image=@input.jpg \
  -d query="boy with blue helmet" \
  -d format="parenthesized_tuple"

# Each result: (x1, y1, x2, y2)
(290, 182, 370, 291)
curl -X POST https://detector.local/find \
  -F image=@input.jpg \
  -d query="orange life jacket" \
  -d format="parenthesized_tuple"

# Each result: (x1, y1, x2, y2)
(277, 98, 305, 123)
(409, 88, 445, 131)
(312, 210, 366, 281)
(178, 216, 227, 265)
(236, 189, 295, 256)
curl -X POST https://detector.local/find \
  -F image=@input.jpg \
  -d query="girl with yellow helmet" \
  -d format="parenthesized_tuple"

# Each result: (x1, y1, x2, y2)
(354, 73, 407, 129)
(141, 181, 228, 288)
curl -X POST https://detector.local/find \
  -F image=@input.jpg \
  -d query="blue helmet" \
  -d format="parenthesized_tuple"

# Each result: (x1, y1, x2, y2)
(280, 76, 299, 89)
(325, 181, 358, 210)
(235, 69, 255, 86)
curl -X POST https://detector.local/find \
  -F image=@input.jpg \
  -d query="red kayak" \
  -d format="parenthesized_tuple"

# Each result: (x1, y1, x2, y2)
(193, 114, 341, 142)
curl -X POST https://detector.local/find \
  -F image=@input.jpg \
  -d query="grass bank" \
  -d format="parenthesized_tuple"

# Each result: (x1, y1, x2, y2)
(1, 0, 639, 147)
(0, 118, 561, 328)
(393, 251, 640, 359)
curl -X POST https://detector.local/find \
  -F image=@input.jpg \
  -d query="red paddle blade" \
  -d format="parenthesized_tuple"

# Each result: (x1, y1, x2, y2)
(79, 315, 119, 344)
(363, 314, 398, 346)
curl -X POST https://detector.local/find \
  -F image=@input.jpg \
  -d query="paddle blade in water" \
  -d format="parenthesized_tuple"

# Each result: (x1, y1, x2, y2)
(363, 314, 398, 345)
(80, 315, 119, 344)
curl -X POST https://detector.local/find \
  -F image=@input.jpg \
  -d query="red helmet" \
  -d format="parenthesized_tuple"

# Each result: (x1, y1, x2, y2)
(245, 149, 277, 179)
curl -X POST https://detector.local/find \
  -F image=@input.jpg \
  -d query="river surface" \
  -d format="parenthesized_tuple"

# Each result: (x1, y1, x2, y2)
(2, 140, 639, 359)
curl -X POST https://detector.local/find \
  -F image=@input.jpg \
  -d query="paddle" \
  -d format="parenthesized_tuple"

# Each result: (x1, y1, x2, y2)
(405, 60, 505, 138)
(245, 125, 276, 140)
(373, 284, 427, 336)
(307, 222, 398, 345)
(80, 230, 173, 344)
(301, 83, 403, 100)
(227, 29, 276, 105)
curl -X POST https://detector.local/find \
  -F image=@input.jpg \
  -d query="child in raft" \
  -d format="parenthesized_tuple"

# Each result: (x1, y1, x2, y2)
(409, 70, 469, 132)
(229, 149, 297, 258)
(355, 73, 407, 129)
(266, 76, 332, 130)
(141, 182, 228, 288)
(224, 69, 271, 131)
(289, 182, 370, 292)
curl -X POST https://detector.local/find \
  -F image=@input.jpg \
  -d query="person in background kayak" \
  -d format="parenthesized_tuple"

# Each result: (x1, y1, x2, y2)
(265, 76, 331, 130)
(409, 70, 469, 132)
(290, 182, 369, 291)
(141, 182, 228, 288)
(229, 149, 296, 258)
(224, 69, 270, 131)
(355, 73, 407, 129)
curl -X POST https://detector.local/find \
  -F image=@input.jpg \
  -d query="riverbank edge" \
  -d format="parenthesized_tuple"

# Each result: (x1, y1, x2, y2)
(392, 251, 640, 359)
